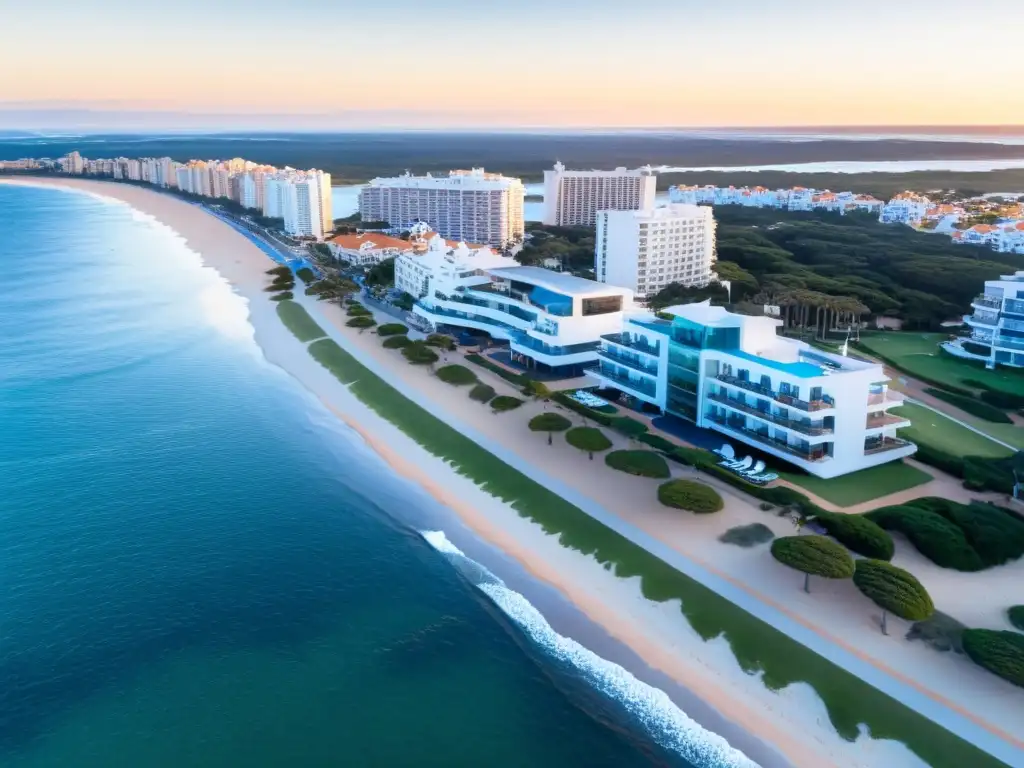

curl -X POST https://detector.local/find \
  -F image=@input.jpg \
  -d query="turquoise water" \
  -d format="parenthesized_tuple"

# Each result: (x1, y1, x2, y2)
(0, 185, 727, 767)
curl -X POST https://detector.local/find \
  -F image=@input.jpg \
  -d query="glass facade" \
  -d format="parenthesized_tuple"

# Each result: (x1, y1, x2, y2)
(509, 281, 573, 317)
(582, 295, 623, 316)
(669, 317, 740, 350)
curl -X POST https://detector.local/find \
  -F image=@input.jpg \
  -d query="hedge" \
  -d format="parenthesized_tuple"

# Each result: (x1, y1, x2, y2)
(638, 434, 678, 453)
(469, 383, 495, 403)
(966, 382, 1024, 410)
(962, 629, 1024, 688)
(657, 479, 724, 513)
(566, 427, 613, 456)
(377, 323, 409, 337)
(771, 535, 855, 591)
(924, 388, 1012, 423)
(425, 333, 456, 351)
(905, 443, 1015, 495)
(347, 305, 371, 317)
(853, 559, 935, 627)
(866, 505, 984, 571)
(465, 353, 531, 387)
(402, 342, 439, 365)
(815, 512, 895, 561)
(491, 396, 524, 412)
(436, 364, 477, 386)
(270, 291, 293, 301)
(346, 316, 376, 328)
(605, 450, 671, 479)
(671, 446, 818, 511)
(552, 391, 615, 425)
(295, 267, 316, 283)
(528, 413, 572, 433)
(905, 498, 1024, 568)
(1007, 605, 1024, 632)
(610, 416, 650, 438)
(382, 335, 412, 349)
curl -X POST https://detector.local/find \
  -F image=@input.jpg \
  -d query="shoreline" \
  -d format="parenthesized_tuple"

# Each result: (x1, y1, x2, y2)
(5, 178, 1022, 768)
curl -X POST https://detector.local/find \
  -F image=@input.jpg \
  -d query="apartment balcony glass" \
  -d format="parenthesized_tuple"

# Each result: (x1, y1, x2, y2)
(1001, 317, 1024, 333)
(601, 333, 660, 357)
(594, 363, 657, 396)
(866, 390, 905, 406)
(514, 334, 598, 357)
(866, 412, 911, 429)
(864, 436, 913, 455)
(704, 411, 830, 462)
(994, 335, 1024, 351)
(706, 390, 833, 436)
(417, 302, 519, 333)
(973, 294, 1003, 309)
(968, 311, 1000, 327)
(448, 289, 538, 323)
(598, 347, 659, 375)
(715, 374, 835, 412)
(1004, 298, 1024, 317)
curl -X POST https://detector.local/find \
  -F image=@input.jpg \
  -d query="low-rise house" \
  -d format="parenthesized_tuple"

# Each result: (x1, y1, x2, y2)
(879, 192, 932, 224)
(326, 232, 413, 266)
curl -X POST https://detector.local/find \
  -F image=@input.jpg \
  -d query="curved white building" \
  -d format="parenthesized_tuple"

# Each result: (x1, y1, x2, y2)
(946, 270, 1024, 368)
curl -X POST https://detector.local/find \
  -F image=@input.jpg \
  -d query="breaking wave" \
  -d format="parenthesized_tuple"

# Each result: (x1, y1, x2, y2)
(420, 530, 759, 768)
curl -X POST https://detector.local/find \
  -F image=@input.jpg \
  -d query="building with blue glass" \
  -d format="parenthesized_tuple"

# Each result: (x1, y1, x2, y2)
(593, 302, 915, 478)
(399, 237, 633, 375)
(945, 270, 1024, 369)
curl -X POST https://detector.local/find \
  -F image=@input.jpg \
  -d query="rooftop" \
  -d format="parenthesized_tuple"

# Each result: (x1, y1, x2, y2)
(486, 266, 629, 297)
(660, 301, 746, 327)
(328, 232, 410, 251)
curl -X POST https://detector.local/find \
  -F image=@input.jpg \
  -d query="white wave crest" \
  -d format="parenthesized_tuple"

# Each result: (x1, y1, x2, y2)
(420, 529, 759, 768)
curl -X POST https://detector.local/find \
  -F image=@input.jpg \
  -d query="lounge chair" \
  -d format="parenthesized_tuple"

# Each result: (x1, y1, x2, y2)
(713, 444, 736, 461)
(740, 460, 766, 478)
(749, 472, 778, 484)
(724, 456, 754, 472)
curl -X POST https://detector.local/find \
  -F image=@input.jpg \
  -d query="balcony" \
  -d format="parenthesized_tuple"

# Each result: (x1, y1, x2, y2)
(593, 365, 658, 396)
(417, 302, 519, 333)
(994, 335, 1024, 351)
(864, 437, 914, 455)
(1001, 317, 1024, 333)
(601, 333, 660, 357)
(707, 391, 833, 437)
(866, 412, 910, 429)
(705, 413, 830, 462)
(598, 347, 659, 376)
(715, 374, 835, 413)
(973, 294, 1003, 310)
(967, 313, 1000, 327)
(514, 334, 599, 358)
(867, 390, 905, 406)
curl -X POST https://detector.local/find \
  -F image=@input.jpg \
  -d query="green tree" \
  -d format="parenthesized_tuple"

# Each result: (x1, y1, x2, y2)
(528, 412, 571, 445)
(852, 559, 935, 635)
(771, 535, 855, 593)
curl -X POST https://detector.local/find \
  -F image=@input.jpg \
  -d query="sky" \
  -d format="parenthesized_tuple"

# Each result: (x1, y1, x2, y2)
(1, 0, 1023, 130)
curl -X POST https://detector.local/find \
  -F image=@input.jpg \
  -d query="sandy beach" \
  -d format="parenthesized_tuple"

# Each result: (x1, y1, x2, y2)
(6, 177, 1023, 768)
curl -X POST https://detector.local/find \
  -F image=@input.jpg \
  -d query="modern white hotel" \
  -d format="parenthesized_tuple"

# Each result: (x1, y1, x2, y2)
(542, 163, 656, 227)
(359, 168, 525, 248)
(595, 203, 716, 303)
(946, 270, 1024, 369)
(397, 237, 632, 376)
(592, 302, 914, 478)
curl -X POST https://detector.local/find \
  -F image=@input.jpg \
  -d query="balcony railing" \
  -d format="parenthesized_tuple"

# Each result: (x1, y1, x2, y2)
(866, 412, 910, 429)
(601, 333, 660, 357)
(1001, 318, 1024, 333)
(864, 437, 913, 455)
(417, 302, 519, 333)
(994, 335, 1024, 351)
(973, 294, 1003, 309)
(704, 413, 830, 462)
(514, 334, 598, 358)
(706, 391, 833, 437)
(593, 365, 657, 396)
(968, 313, 1000, 327)
(715, 374, 835, 413)
(867, 390, 905, 406)
(598, 347, 659, 376)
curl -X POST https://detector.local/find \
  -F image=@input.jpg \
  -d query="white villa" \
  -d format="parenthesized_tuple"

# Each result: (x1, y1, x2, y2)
(946, 270, 1024, 369)
(668, 185, 883, 215)
(592, 302, 914, 478)
(879, 192, 932, 224)
(396, 237, 633, 375)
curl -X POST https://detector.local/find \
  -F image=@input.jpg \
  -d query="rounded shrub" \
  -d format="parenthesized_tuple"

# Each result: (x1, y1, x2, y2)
(566, 427, 612, 458)
(604, 450, 670, 479)
(436, 364, 477, 386)
(346, 316, 376, 329)
(295, 267, 316, 283)
(377, 323, 408, 337)
(469, 383, 495, 403)
(657, 479, 724, 513)
(528, 413, 572, 433)
(1008, 605, 1024, 632)
(267, 265, 292, 277)
(771, 535, 855, 592)
(270, 291, 293, 301)
(402, 342, 439, 365)
(490, 395, 524, 412)
(853, 559, 934, 633)
(962, 629, 1024, 688)
(865, 505, 984, 571)
(425, 333, 456, 351)
(815, 512, 894, 560)
(719, 523, 775, 548)
(382, 335, 412, 349)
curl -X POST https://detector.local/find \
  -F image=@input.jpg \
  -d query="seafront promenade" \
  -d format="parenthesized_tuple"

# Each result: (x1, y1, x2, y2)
(4, 177, 1022, 768)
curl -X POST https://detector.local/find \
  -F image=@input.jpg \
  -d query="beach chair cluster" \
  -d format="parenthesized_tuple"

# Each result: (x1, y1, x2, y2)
(571, 390, 611, 409)
(712, 444, 778, 484)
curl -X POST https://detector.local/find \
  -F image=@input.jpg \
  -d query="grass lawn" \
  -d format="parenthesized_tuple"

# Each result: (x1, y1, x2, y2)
(781, 461, 932, 507)
(275, 301, 327, 342)
(857, 332, 1024, 396)
(893, 403, 1015, 459)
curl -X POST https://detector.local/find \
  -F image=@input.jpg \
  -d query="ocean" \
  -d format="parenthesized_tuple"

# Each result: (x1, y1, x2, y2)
(0, 184, 731, 766)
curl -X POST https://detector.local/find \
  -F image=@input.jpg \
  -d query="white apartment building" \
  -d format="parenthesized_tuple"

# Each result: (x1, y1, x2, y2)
(593, 301, 914, 478)
(240, 171, 266, 211)
(669, 185, 883, 216)
(399, 237, 632, 374)
(61, 151, 84, 175)
(542, 162, 656, 227)
(880, 192, 932, 224)
(189, 162, 212, 197)
(595, 203, 716, 303)
(260, 169, 331, 238)
(211, 166, 232, 199)
(946, 270, 1024, 368)
(359, 168, 524, 248)
(175, 166, 193, 193)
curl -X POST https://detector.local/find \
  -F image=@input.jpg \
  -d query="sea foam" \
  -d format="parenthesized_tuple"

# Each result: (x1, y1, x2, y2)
(420, 530, 760, 768)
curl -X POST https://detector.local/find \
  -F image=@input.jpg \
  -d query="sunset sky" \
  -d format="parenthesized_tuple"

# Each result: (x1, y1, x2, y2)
(2, 0, 1022, 129)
